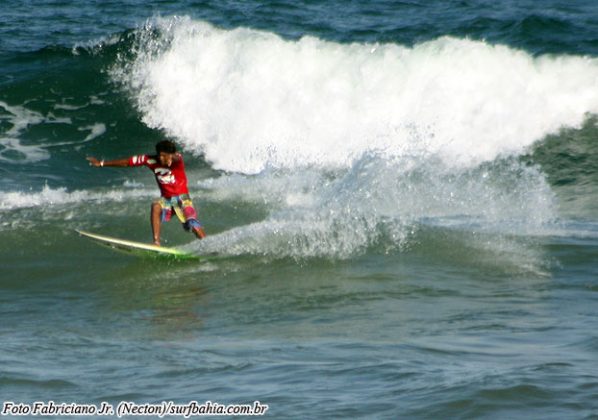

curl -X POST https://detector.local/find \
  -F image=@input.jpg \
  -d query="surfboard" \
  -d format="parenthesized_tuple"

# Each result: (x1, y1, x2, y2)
(76, 230, 199, 260)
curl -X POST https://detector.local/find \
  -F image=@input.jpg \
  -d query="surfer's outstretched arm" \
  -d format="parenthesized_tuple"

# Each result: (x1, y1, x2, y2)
(86, 157, 130, 167)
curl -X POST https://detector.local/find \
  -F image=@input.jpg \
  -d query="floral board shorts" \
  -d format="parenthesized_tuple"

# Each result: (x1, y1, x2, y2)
(156, 194, 202, 231)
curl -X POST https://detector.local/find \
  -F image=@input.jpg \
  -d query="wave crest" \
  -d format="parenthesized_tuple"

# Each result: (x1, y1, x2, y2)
(112, 17, 598, 174)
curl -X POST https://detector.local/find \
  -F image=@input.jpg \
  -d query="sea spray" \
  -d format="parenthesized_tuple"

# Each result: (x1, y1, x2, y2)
(190, 154, 556, 259)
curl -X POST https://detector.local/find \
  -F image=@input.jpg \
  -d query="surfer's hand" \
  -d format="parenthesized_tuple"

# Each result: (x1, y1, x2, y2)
(86, 157, 103, 167)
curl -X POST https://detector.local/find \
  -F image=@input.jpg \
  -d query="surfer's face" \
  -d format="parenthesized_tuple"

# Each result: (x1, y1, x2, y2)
(158, 152, 175, 167)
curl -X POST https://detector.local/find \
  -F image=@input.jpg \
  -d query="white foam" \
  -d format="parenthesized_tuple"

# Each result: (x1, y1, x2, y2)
(0, 137, 50, 162)
(0, 185, 153, 211)
(0, 101, 49, 162)
(53, 94, 108, 110)
(114, 17, 598, 174)
(89, 95, 106, 105)
(190, 154, 557, 259)
(0, 101, 44, 134)
(80, 123, 106, 142)
(72, 34, 121, 56)
(54, 103, 87, 111)
(0, 101, 106, 157)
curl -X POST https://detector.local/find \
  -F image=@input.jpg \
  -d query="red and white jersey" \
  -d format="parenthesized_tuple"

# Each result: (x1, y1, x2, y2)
(128, 153, 189, 198)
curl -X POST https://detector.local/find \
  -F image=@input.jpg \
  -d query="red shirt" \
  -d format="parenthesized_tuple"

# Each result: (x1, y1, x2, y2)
(128, 153, 189, 198)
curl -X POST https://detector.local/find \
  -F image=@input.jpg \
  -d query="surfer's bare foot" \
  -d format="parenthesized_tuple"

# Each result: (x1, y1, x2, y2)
(192, 226, 206, 240)
(153, 239, 161, 246)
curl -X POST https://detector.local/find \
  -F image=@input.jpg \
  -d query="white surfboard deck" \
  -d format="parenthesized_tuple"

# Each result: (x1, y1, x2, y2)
(76, 230, 199, 260)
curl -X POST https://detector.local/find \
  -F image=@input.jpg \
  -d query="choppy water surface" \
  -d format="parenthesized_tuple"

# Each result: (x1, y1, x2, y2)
(1, 0, 597, 418)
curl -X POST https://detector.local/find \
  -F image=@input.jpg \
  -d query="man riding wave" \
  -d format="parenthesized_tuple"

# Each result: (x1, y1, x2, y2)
(87, 140, 206, 246)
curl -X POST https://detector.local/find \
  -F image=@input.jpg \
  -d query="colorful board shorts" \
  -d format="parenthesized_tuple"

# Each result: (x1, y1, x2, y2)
(157, 194, 202, 231)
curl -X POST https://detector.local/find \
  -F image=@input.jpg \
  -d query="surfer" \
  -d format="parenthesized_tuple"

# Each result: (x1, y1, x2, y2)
(86, 140, 206, 246)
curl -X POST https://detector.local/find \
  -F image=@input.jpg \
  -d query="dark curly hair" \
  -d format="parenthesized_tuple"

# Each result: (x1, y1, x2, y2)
(155, 140, 177, 154)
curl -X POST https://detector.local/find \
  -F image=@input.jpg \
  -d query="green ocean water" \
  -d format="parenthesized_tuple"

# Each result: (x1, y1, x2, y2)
(1, 1, 598, 418)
